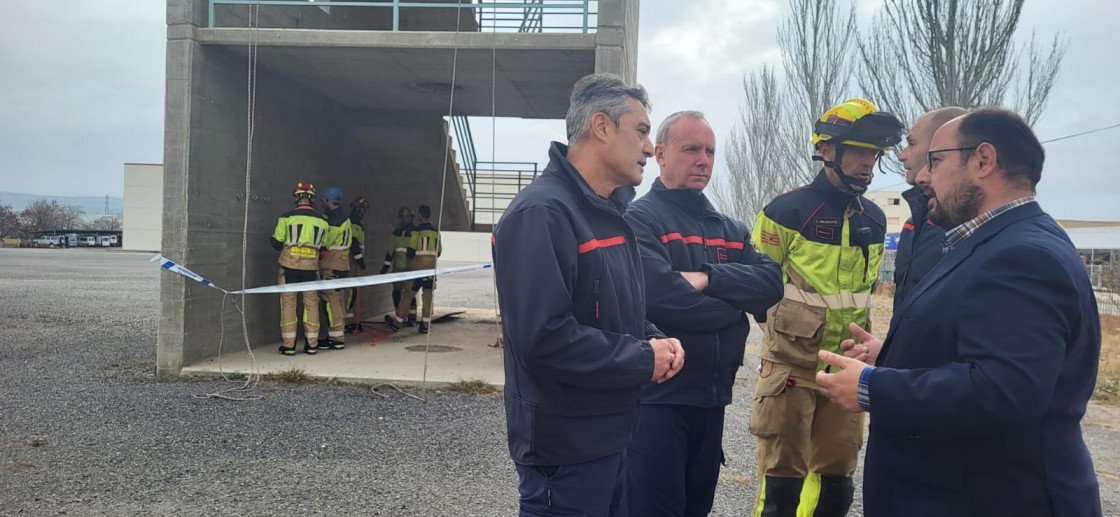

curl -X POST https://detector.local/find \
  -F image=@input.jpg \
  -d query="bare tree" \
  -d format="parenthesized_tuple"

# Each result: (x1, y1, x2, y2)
(0, 204, 20, 238)
(86, 215, 122, 231)
(712, 0, 857, 228)
(857, 0, 1066, 129)
(19, 199, 86, 235)
(711, 67, 801, 228)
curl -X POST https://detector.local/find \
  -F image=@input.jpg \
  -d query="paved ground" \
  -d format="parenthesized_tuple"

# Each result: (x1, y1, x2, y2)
(1, 248, 1118, 515)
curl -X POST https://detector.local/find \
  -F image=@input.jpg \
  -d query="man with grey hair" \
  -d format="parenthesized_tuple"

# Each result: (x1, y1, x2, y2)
(625, 111, 783, 516)
(493, 73, 685, 516)
(893, 106, 968, 309)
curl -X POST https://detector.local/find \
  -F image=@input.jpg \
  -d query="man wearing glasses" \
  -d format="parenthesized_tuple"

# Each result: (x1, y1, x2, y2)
(817, 107, 1102, 516)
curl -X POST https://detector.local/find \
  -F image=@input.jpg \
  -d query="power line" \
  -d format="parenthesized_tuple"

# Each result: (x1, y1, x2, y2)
(1041, 122, 1120, 144)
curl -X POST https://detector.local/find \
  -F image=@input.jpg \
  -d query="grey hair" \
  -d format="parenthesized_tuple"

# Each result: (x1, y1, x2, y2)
(565, 73, 651, 142)
(656, 111, 707, 145)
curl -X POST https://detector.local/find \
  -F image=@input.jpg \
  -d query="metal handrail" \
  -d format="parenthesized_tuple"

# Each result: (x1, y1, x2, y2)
(465, 161, 541, 228)
(209, 0, 597, 33)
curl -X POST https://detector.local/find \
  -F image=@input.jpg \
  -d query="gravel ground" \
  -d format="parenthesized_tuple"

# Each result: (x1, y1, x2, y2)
(1, 248, 1117, 516)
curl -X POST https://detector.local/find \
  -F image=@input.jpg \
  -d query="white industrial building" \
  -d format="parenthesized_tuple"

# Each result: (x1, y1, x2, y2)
(122, 163, 164, 251)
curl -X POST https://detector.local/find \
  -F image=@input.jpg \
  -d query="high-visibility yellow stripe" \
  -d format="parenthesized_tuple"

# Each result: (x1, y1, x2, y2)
(797, 472, 821, 517)
(755, 476, 766, 517)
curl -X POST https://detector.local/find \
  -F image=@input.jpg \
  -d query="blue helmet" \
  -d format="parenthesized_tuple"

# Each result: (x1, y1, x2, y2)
(322, 187, 343, 204)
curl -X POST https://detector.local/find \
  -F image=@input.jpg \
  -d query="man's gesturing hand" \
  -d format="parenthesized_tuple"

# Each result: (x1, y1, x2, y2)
(816, 350, 870, 413)
(650, 338, 685, 384)
(839, 322, 883, 366)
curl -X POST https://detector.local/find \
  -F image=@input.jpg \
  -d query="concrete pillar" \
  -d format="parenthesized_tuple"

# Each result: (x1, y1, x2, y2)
(595, 0, 640, 84)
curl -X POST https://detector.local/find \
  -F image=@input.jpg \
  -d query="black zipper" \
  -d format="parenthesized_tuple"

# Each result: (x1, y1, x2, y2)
(593, 278, 601, 321)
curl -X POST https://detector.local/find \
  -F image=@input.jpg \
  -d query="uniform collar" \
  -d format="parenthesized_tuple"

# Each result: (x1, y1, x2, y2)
(650, 177, 715, 215)
(547, 141, 636, 213)
(811, 169, 862, 209)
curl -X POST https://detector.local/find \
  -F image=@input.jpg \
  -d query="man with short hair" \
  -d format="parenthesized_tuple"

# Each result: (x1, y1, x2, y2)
(750, 99, 904, 516)
(388, 204, 441, 334)
(893, 106, 967, 309)
(625, 111, 783, 516)
(381, 207, 417, 326)
(319, 186, 361, 350)
(493, 73, 685, 517)
(818, 107, 1103, 516)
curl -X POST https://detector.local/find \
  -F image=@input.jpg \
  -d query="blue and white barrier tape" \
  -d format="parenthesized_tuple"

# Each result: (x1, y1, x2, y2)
(151, 254, 492, 295)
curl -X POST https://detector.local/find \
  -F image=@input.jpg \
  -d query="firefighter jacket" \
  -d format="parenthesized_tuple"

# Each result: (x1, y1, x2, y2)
(270, 205, 329, 271)
(893, 185, 945, 311)
(493, 141, 662, 466)
(382, 226, 411, 273)
(407, 222, 442, 271)
(320, 206, 360, 272)
(626, 179, 783, 408)
(349, 211, 366, 269)
(752, 171, 886, 373)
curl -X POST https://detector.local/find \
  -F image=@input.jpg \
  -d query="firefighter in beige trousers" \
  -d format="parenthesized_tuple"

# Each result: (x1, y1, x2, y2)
(318, 186, 361, 350)
(270, 181, 330, 355)
(387, 204, 441, 334)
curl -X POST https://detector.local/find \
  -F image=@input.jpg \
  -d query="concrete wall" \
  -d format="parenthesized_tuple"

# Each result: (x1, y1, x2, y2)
(160, 0, 640, 375)
(160, 40, 376, 374)
(159, 42, 470, 374)
(595, 0, 640, 84)
(123, 163, 164, 251)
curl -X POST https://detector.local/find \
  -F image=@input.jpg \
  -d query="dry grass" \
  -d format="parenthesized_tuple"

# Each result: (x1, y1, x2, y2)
(1094, 315, 1120, 405)
(444, 379, 499, 396)
(720, 471, 753, 487)
(269, 367, 310, 384)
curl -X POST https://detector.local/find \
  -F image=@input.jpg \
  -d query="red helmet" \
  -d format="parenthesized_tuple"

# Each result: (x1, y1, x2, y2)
(350, 196, 370, 211)
(293, 182, 316, 199)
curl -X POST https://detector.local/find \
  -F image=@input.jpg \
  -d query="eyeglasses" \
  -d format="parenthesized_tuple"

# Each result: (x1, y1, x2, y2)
(926, 147, 978, 171)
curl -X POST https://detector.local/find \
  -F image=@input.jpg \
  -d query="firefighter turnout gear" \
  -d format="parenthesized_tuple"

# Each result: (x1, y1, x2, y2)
(394, 221, 441, 328)
(319, 203, 362, 347)
(381, 211, 417, 323)
(749, 170, 887, 517)
(270, 198, 329, 351)
(345, 199, 368, 329)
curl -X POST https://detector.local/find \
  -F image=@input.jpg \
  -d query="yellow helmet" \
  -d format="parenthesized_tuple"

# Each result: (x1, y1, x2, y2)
(811, 98, 904, 151)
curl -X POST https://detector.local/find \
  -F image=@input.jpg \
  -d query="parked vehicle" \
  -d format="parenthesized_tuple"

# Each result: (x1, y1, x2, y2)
(34, 235, 64, 248)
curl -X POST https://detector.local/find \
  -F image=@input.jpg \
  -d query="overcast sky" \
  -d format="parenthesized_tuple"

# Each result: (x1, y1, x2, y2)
(1, 0, 1117, 220)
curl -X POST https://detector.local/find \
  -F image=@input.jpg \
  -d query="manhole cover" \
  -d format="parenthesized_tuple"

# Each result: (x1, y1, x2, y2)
(404, 345, 461, 353)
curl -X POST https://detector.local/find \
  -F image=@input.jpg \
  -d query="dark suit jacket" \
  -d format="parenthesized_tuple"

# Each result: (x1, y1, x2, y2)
(864, 202, 1102, 516)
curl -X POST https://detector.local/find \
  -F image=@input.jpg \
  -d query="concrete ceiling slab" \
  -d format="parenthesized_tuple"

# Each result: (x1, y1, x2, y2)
(217, 40, 595, 118)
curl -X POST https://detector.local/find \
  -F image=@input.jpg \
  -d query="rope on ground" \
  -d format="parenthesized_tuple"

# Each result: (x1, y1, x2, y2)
(195, 0, 262, 401)
(420, 0, 466, 399)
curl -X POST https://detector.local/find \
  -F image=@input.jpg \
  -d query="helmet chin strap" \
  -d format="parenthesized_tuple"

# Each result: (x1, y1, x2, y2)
(812, 144, 870, 194)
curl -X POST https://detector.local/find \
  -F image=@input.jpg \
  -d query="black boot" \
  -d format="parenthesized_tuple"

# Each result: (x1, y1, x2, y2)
(759, 476, 803, 517)
(812, 476, 854, 517)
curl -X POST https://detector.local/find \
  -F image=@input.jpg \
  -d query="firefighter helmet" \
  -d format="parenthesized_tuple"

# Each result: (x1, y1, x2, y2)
(350, 196, 369, 211)
(811, 98, 904, 151)
(323, 187, 343, 204)
(293, 181, 316, 199)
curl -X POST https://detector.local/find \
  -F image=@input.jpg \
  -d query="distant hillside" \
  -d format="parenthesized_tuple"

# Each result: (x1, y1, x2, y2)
(0, 191, 124, 220)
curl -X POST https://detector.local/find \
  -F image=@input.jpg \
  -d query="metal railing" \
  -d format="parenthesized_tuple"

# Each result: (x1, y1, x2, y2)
(209, 0, 598, 33)
(464, 161, 541, 230)
(450, 115, 478, 197)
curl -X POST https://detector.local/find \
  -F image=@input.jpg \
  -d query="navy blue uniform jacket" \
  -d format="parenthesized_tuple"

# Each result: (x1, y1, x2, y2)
(865, 202, 1102, 516)
(893, 185, 945, 311)
(626, 179, 782, 407)
(493, 142, 660, 466)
